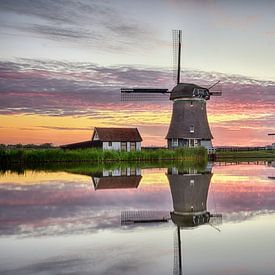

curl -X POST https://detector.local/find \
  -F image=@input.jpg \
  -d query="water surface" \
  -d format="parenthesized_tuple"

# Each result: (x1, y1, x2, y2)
(0, 161, 275, 275)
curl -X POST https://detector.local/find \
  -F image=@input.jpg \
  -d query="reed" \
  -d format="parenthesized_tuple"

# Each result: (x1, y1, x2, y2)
(0, 147, 207, 165)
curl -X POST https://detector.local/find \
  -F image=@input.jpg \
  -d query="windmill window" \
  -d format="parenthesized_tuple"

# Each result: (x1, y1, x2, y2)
(172, 138, 178, 147)
(190, 125, 194, 133)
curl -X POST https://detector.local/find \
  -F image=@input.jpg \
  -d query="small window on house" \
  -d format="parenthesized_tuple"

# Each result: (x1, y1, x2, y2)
(121, 142, 127, 151)
(190, 101, 193, 106)
(190, 125, 194, 133)
(130, 142, 136, 151)
(108, 141, 112, 146)
(130, 168, 136, 175)
(121, 168, 127, 176)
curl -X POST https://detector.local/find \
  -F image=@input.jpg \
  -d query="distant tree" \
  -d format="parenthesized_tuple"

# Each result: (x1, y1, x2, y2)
(39, 143, 53, 149)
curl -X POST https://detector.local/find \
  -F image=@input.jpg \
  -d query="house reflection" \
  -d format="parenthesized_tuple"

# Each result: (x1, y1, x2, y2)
(91, 167, 142, 190)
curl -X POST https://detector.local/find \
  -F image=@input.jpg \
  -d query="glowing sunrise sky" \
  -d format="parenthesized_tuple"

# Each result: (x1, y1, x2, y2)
(0, 0, 274, 146)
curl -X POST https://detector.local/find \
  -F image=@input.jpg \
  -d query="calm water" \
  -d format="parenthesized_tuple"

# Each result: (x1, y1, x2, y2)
(0, 161, 275, 275)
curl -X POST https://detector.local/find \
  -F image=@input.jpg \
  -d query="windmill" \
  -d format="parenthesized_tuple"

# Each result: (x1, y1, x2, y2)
(121, 30, 222, 152)
(121, 164, 222, 275)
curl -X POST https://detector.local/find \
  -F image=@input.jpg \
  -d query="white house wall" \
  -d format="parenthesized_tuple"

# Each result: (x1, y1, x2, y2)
(201, 140, 214, 152)
(93, 131, 99, 140)
(103, 141, 121, 151)
(102, 141, 141, 152)
(136, 142, 141, 151)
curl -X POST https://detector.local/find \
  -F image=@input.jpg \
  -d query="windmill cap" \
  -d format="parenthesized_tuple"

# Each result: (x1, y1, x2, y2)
(170, 83, 210, 100)
(170, 211, 210, 227)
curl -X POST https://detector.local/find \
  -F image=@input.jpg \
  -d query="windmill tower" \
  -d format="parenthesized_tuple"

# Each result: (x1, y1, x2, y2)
(121, 30, 222, 152)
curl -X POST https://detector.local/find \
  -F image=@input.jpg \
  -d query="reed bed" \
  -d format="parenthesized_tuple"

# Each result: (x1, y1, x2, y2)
(0, 147, 207, 165)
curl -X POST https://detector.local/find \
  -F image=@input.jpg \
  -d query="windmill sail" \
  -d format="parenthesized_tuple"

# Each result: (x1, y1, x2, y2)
(173, 226, 183, 275)
(173, 30, 182, 85)
(121, 88, 170, 101)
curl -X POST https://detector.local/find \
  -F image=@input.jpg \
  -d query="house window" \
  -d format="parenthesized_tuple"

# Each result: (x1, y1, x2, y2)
(172, 138, 178, 147)
(121, 142, 127, 151)
(108, 141, 112, 147)
(190, 101, 193, 106)
(189, 139, 195, 147)
(130, 168, 136, 175)
(190, 125, 194, 133)
(130, 142, 136, 151)
(121, 168, 127, 176)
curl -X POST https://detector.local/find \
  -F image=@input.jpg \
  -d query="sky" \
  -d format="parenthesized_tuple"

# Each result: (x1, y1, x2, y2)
(0, 0, 274, 146)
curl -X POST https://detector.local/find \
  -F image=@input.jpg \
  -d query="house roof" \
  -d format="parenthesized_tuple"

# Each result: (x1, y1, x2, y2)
(92, 176, 142, 190)
(93, 127, 142, 142)
(60, 140, 102, 149)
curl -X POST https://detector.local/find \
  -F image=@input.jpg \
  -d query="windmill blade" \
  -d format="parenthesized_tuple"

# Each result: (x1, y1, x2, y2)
(121, 88, 169, 93)
(209, 214, 223, 226)
(209, 81, 222, 96)
(173, 226, 183, 275)
(173, 30, 182, 85)
(121, 88, 170, 101)
(121, 210, 170, 225)
(210, 91, 222, 96)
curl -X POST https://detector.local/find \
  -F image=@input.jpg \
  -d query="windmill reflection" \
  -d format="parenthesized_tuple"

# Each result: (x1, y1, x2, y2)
(120, 163, 222, 275)
(167, 166, 212, 228)
(167, 164, 221, 275)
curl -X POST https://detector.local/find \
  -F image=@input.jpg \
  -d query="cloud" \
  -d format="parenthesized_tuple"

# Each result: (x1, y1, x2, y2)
(0, 0, 162, 52)
(0, 58, 274, 117)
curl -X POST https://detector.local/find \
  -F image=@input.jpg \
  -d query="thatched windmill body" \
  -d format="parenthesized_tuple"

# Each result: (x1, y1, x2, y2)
(121, 30, 222, 152)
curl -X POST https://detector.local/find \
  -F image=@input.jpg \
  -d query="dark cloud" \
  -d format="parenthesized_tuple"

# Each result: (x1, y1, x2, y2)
(0, 58, 274, 117)
(37, 126, 92, 131)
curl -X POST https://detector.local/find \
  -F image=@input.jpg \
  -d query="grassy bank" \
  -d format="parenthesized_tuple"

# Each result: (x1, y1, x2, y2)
(0, 159, 209, 176)
(0, 147, 207, 165)
(216, 150, 275, 161)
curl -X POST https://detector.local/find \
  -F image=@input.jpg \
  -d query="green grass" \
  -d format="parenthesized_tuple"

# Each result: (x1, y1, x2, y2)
(216, 150, 275, 161)
(0, 147, 207, 165)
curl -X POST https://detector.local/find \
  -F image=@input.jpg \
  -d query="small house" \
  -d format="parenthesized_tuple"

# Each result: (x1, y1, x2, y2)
(92, 127, 142, 152)
(60, 127, 142, 151)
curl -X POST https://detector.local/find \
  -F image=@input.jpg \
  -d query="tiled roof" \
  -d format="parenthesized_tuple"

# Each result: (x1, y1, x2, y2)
(92, 176, 142, 190)
(94, 127, 142, 142)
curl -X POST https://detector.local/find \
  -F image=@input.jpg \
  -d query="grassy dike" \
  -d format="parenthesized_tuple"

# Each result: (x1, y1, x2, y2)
(216, 150, 275, 161)
(0, 147, 207, 165)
